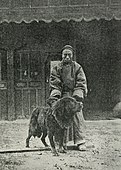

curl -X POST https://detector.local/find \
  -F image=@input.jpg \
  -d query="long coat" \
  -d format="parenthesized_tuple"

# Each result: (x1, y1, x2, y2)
(49, 61, 88, 101)
(49, 60, 88, 144)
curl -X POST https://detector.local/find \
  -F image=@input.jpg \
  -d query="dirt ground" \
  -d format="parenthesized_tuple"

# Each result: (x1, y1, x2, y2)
(0, 118, 121, 170)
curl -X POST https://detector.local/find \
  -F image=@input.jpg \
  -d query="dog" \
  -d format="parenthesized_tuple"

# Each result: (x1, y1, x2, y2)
(26, 96, 82, 156)
(26, 107, 49, 148)
(26, 98, 55, 148)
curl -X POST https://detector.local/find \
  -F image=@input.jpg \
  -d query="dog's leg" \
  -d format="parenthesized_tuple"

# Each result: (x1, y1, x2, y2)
(26, 133, 31, 148)
(48, 132, 59, 156)
(41, 128, 49, 147)
(63, 129, 68, 151)
(58, 129, 67, 153)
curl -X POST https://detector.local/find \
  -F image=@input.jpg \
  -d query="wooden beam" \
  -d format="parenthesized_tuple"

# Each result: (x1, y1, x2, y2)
(7, 49, 15, 120)
(0, 147, 51, 154)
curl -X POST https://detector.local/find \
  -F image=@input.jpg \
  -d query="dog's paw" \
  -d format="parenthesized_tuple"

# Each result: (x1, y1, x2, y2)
(26, 145, 30, 148)
(58, 148, 67, 153)
(51, 149, 59, 156)
(63, 145, 67, 150)
(53, 152, 59, 156)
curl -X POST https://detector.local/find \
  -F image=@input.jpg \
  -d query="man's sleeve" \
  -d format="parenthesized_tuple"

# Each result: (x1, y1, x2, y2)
(49, 65, 62, 99)
(73, 63, 88, 101)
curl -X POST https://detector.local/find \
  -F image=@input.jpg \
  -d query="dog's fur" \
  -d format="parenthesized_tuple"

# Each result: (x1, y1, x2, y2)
(26, 107, 49, 148)
(26, 96, 82, 156)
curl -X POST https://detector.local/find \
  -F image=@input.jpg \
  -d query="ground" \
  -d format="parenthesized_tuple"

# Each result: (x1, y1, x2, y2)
(0, 118, 121, 170)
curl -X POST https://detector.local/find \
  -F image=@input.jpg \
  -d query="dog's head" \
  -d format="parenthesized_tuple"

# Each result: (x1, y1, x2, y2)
(52, 96, 82, 129)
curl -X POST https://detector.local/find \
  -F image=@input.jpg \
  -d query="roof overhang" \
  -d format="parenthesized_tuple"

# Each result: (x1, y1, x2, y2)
(0, 5, 121, 23)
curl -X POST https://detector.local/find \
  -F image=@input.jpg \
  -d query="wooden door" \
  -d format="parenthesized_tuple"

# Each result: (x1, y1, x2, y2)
(14, 50, 46, 119)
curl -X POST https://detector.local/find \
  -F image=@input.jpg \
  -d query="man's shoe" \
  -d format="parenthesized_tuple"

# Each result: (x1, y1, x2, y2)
(77, 144, 86, 151)
(78, 139, 86, 145)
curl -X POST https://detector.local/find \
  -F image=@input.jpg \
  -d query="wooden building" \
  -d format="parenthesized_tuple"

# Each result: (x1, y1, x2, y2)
(0, 0, 121, 120)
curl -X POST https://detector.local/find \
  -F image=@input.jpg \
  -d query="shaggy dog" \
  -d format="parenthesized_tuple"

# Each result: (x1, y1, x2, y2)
(26, 96, 82, 156)
(26, 107, 49, 148)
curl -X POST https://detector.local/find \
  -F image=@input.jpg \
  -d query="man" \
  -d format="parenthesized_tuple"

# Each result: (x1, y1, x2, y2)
(49, 45, 88, 150)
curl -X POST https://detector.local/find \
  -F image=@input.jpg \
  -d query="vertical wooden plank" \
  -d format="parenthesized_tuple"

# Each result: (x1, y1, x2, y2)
(38, 52, 45, 107)
(14, 51, 21, 81)
(45, 60, 50, 104)
(0, 90, 8, 120)
(73, 39, 77, 61)
(0, 50, 8, 120)
(7, 50, 15, 120)
(0, 52, 1, 119)
(38, 89, 42, 107)
(15, 90, 22, 119)
(1, 50, 7, 81)
(36, 89, 39, 107)
(0, 53, 1, 81)
(41, 60, 46, 106)
(0, 90, 1, 119)
(23, 89, 30, 118)
(30, 89, 36, 114)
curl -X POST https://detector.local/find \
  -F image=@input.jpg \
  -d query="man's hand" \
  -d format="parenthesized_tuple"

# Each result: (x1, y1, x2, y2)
(73, 95, 84, 103)
(80, 102, 83, 109)
(47, 96, 59, 107)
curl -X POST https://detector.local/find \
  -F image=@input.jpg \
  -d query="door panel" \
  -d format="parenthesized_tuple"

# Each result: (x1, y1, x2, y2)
(14, 51, 62, 118)
(14, 50, 45, 118)
(30, 89, 36, 114)
(38, 89, 43, 106)
(15, 90, 22, 118)
(23, 89, 29, 117)
(21, 53, 29, 80)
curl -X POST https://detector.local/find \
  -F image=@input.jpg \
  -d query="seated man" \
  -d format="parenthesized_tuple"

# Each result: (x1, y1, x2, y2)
(49, 45, 88, 151)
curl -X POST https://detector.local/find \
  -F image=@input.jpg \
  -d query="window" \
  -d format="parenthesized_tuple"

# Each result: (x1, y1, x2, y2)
(14, 51, 42, 82)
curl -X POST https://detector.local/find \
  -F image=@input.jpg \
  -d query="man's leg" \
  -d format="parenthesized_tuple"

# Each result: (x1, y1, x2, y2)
(73, 110, 86, 150)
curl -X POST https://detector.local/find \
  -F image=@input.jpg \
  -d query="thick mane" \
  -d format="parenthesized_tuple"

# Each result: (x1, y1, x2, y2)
(52, 96, 77, 129)
(54, 96, 76, 109)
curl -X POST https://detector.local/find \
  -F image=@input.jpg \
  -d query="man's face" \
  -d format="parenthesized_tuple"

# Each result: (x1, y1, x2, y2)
(62, 49, 73, 63)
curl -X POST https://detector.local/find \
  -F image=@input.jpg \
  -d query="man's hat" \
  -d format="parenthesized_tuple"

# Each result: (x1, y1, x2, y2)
(62, 45, 74, 52)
